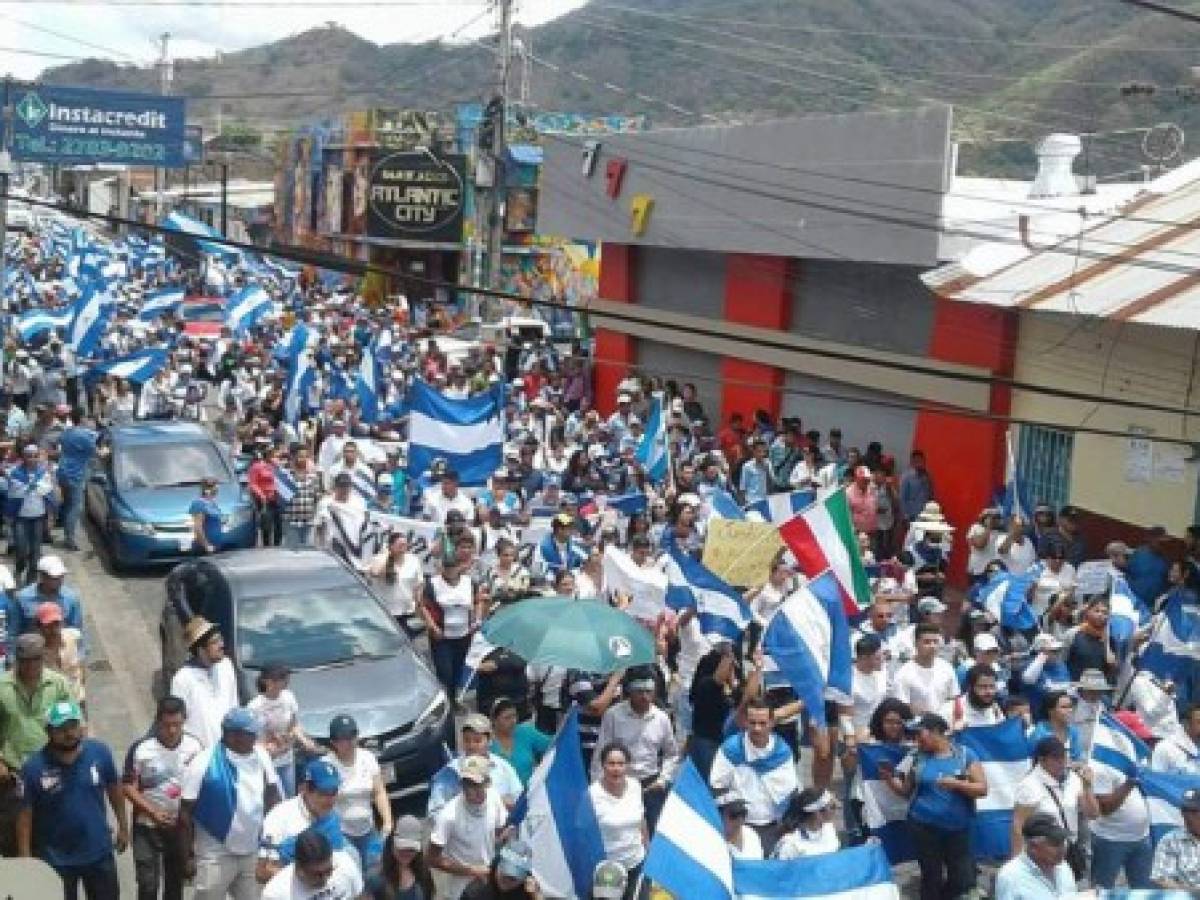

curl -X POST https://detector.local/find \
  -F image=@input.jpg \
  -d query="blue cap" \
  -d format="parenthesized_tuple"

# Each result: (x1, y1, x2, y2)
(221, 707, 261, 735)
(304, 759, 341, 793)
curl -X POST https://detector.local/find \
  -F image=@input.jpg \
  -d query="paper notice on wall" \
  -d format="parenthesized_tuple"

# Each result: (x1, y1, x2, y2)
(1124, 434, 1153, 483)
(1153, 443, 1187, 483)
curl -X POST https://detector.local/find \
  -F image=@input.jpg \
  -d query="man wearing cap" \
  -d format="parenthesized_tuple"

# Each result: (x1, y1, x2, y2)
(179, 707, 282, 900)
(424, 469, 475, 526)
(6, 553, 83, 660)
(1151, 787, 1200, 889)
(606, 393, 634, 449)
(459, 838, 539, 900)
(591, 859, 628, 900)
(16, 699, 128, 898)
(258, 759, 349, 885)
(717, 790, 762, 860)
(533, 513, 587, 581)
(0, 633, 72, 855)
(429, 713, 522, 816)
(36, 601, 85, 708)
(261, 827, 363, 900)
(5, 443, 58, 585)
(124, 695, 202, 900)
(430, 755, 508, 900)
(168, 617, 239, 748)
(1020, 633, 1073, 712)
(994, 813, 1078, 899)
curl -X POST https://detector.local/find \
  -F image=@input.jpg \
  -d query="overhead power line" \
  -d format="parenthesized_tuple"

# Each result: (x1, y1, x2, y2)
(1118, 0, 1200, 26)
(9, 190, 1200, 425)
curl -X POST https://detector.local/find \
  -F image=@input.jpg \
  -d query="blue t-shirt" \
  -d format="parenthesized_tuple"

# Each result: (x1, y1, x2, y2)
(20, 739, 119, 868)
(490, 722, 552, 786)
(906, 745, 979, 831)
(188, 497, 223, 548)
(56, 427, 99, 484)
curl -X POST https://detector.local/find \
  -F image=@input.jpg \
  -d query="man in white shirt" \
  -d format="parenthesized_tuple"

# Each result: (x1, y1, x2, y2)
(316, 418, 351, 473)
(428, 713, 522, 815)
(261, 829, 362, 900)
(994, 814, 1077, 900)
(1090, 756, 1154, 889)
(258, 760, 346, 885)
(1126, 670, 1182, 740)
(429, 756, 507, 900)
(1152, 703, 1200, 775)
(846, 634, 889, 738)
(891, 623, 960, 715)
(424, 469, 475, 525)
(325, 441, 376, 503)
(313, 473, 366, 550)
(168, 617, 239, 748)
(998, 515, 1038, 575)
(179, 708, 282, 900)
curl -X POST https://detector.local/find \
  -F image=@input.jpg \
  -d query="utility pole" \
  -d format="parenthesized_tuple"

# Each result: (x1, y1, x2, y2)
(0, 78, 13, 313)
(154, 32, 172, 223)
(485, 0, 513, 314)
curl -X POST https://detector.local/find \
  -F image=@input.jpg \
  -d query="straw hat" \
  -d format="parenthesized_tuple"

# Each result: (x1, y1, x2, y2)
(915, 501, 955, 533)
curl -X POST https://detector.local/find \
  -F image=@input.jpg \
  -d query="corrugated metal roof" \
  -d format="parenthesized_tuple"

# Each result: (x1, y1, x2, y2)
(926, 159, 1200, 330)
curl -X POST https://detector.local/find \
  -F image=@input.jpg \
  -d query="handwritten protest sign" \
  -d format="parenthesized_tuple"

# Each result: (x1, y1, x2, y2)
(702, 518, 784, 587)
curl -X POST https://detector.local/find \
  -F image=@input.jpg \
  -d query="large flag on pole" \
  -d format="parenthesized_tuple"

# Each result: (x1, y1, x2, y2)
(663, 545, 753, 640)
(407, 379, 504, 486)
(778, 489, 871, 615)
(643, 760, 734, 900)
(635, 394, 669, 483)
(1001, 428, 1030, 523)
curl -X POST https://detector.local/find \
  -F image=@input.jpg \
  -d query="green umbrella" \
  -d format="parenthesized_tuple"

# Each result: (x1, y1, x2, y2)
(481, 597, 655, 672)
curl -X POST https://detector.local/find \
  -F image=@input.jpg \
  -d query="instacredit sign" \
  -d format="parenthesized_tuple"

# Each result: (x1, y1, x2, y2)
(367, 151, 467, 243)
(3, 83, 187, 168)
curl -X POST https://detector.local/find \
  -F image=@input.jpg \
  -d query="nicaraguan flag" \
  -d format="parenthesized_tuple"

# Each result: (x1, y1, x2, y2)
(733, 842, 899, 900)
(283, 340, 316, 426)
(163, 210, 239, 259)
(67, 279, 115, 357)
(606, 492, 649, 517)
(1137, 588, 1200, 705)
(355, 342, 381, 424)
(762, 570, 853, 717)
(514, 708, 606, 899)
(644, 759, 734, 900)
(858, 741, 916, 863)
(1109, 574, 1149, 648)
(225, 284, 272, 333)
(635, 394, 669, 483)
(707, 488, 746, 521)
(663, 545, 752, 640)
(978, 570, 1038, 632)
(16, 307, 71, 342)
(956, 717, 1030, 859)
(407, 379, 504, 486)
(137, 285, 186, 321)
(457, 631, 496, 700)
(1138, 766, 1200, 845)
(1091, 712, 1150, 778)
(1001, 429, 1031, 523)
(747, 489, 817, 524)
(191, 745, 239, 845)
(84, 349, 168, 385)
(375, 327, 394, 366)
(274, 465, 296, 504)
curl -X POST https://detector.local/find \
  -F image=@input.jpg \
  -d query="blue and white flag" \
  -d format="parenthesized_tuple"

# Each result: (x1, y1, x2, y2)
(707, 488, 746, 521)
(635, 394, 670, 483)
(355, 342, 381, 424)
(457, 630, 496, 701)
(857, 741, 916, 863)
(407, 379, 504, 486)
(163, 210, 239, 260)
(1109, 574, 1149, 647)
(190, 745, 241, 846)
(978, 570, 1038, 632)
(514, 708, 606, 899)
(137, 285, 186, 321)
(283, 336, 316, 427)
(1139, 766, 1200, 845)
(67, 279, 115, 357)
(955, 717, 1031, 859)
(225, 284, 272, 333)
(15, 307, 71, 342)
(746, 489, 817, 524)
(644, 759, 734, 900)
(1090, 712, 1150, 777)
(664, 545, 752, 640)
(375, 327, 394, 366)
(84, 349, 168, 385)
(733, 843, 898, 900)
(1001, 429, 1031, 523)
(605, 492, 649, 517)
(762, 570, 853, 717)
(274, 465, 297, 504)
(1137, 588, 1200, 705)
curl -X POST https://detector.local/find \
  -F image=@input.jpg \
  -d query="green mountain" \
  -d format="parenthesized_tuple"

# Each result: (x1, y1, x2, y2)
(36, 0, 1200, 176)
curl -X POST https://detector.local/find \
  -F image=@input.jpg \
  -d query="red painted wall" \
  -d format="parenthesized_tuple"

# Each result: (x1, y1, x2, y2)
(720, 254, 793, 425)
(912, 301, 1019, 584)
(594, 243, 636, 416)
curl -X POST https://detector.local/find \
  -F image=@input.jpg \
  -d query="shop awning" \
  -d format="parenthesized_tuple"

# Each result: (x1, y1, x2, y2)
(924, 158, 1200, 330)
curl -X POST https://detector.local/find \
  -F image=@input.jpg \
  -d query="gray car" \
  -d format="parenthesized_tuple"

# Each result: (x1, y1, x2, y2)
(160, 548, 452, 803)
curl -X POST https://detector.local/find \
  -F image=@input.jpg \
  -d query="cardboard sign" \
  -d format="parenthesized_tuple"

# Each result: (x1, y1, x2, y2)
(702, 518, 785, 587)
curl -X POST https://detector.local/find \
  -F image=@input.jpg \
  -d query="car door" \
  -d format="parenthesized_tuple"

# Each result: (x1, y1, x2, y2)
(85, 452, 113, 528)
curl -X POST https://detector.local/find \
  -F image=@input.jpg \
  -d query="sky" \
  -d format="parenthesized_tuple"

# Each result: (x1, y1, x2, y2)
(0, 0, 589, 80)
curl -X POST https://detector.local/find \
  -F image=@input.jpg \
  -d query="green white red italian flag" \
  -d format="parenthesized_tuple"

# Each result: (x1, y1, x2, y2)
(778, 488, 872, 615)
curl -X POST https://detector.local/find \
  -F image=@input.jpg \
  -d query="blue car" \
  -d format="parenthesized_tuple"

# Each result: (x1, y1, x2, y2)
(86, 422, 256, 567)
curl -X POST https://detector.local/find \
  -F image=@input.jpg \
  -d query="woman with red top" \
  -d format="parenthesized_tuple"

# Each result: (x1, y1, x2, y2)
(247, 446, 282, 547)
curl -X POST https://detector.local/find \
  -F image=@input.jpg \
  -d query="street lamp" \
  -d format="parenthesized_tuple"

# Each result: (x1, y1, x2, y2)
(0, 148, 14, 312)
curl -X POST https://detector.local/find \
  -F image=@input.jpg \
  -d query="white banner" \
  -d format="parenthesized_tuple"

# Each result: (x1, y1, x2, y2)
(602, 545, 667, 622)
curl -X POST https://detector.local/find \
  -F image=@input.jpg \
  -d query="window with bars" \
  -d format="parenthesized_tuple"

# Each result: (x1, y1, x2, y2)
(1017, 425, 1074, 512)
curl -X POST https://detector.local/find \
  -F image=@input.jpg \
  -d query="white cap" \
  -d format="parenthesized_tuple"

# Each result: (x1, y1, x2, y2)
(617, 393, 631, 404)
(671, 398, 684, 411)
(973, 633, 1000, 653)
(677, 493, 702, 508)
(37, 556, 66, 578)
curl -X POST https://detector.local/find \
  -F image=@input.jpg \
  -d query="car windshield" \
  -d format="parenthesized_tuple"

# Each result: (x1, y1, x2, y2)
(236, 587, 405, 670)
(115, 442, 230, 490)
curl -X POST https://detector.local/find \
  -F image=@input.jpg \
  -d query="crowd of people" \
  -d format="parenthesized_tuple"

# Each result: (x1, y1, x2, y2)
(0, 218, 1199, 900)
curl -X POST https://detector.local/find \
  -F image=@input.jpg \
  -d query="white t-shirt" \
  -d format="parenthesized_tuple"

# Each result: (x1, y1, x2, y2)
(773, 822, 840, 859)
(430, 575, 474, 639)
(1013, 767, 1086, 841)
(169, 658, 240, 748)
(588, 778, 645, 869)
(966, 524, 1002, 575)
(431, 793, 507, 900)
(370, 552, 424, 617)
(1126, 672, 1180, 739)
(751, 584, 786, 625)
(425, 490, 474, 525)
(330, 749, 381, 838)
(124, 732, 204, 824)
(1090, 765, 1150, 842)
(248, 690, 301, 769)
(998, 537, 1037, 575)
(891, 657, 960, 715)
(941, 696, 1005, 730)
(1151, 731, 1200, 775)
(1033, 563, 1075, 614)
(181, 744, 280, 857)
(260, 796, 318, 861)
(850, 667, 889, 734)
(261, 850, 363, 900)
